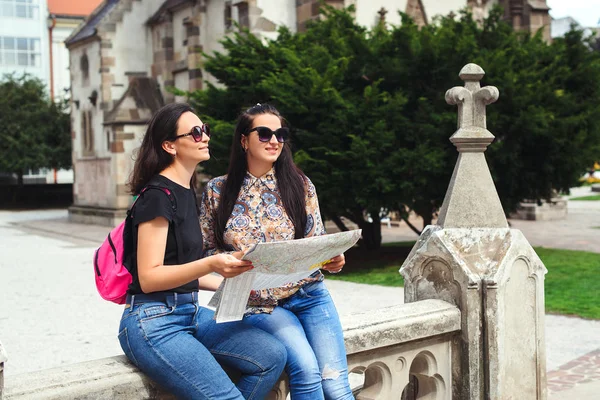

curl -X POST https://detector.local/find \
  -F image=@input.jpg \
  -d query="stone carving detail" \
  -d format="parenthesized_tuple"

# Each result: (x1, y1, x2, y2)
(410, 350, 447, 398)
(357, 361, 393, 399)
(414, 259, 462, 308)
(264, 334, 454, 400)
(436, 63, 507, 229)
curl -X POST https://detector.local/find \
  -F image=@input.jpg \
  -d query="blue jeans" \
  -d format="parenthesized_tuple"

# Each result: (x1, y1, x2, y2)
(244, 281, 354, 400)
(118, 293, 287, 399)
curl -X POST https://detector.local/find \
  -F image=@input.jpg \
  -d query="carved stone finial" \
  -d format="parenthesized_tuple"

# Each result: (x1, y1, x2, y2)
(377, 7, 388, 24)
(445, 63, 499, 153)
(437, 63, 507, 229)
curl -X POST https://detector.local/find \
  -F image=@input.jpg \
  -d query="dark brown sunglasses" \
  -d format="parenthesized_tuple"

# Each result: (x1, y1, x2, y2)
(174, 124, 210, 142)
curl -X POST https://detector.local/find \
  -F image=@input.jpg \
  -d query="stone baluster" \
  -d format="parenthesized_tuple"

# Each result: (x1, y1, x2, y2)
(401, 63, 547, 399)
(266, 377, 289, 400)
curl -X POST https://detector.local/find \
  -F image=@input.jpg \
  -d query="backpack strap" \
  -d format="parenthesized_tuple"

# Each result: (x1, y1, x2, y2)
(136, 183, 183, 265)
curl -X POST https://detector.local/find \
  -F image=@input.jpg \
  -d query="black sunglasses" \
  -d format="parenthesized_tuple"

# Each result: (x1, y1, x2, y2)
(247, 126, 290, 143)
(174, 124, 210, 142)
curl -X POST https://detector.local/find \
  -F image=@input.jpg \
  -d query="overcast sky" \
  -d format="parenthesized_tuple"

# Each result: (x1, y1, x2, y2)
(547, 0, 600, 27)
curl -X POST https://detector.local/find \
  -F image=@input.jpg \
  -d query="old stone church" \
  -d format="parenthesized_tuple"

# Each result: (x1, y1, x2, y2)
(65, 0, 550, 226)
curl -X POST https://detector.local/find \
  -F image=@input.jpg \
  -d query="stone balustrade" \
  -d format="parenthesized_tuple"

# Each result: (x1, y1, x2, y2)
(1, 299, 460, 400)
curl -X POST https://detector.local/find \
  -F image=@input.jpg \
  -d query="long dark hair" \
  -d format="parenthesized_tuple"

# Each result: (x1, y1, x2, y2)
(128, 103, 195, 195)
(214, 104, 307, 249)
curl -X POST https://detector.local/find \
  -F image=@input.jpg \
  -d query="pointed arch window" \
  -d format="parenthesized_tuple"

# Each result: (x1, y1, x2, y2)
(80, 53, 89, 85)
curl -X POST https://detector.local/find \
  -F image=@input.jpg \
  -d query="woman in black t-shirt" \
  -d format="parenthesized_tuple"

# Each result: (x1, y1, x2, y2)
(118, 103, 286, 400)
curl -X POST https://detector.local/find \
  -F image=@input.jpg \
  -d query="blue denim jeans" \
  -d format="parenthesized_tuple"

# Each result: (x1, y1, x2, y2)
(244, 281, 354, 400)
(118, 293, 287, 399)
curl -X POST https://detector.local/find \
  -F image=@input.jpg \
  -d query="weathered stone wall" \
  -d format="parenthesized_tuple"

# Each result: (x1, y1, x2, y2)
(73, 158, 113, 208)
(150, 11, 175, 102)
(256, 0, 297, 40)
(114, 123, 148, 210)
(70, 40, 105, 206)
(110, 0, 163, 87)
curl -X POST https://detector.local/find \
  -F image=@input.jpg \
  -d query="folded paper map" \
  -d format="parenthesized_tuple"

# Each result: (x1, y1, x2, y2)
(208, 229, 362, 323)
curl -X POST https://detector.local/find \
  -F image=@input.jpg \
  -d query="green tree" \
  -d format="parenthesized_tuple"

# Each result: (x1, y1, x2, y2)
(189, 6, 600, 249)
(0, 74, 71, 184)
(44, 98, 72, 171)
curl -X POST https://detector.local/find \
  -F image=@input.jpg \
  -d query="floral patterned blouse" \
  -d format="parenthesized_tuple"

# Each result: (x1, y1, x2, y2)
(200, 167, 326, 314)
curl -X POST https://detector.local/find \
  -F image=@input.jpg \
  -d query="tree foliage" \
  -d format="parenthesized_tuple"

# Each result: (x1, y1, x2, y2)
(188, 6, 600, 249)
(0, 74, 71, 183)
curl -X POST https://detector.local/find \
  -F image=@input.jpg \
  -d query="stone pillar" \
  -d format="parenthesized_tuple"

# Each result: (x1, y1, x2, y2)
(400, 63, 547, 399)
(0, 339, 7, 400)
(186, 11, 203, 92)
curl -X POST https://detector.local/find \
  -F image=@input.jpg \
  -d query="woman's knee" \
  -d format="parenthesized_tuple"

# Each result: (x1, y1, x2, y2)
(262, 337, 287, 374)
(286, 351, 321, 382)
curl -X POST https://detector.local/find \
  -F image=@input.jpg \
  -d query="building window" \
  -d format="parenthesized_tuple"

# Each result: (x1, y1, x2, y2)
(80, 53, 89, 84)
(0, 36, 41, 67)
(236, 1, 249, 29)
(0, 0, 39, 19)
(224, 1, 233, 31)
(81, 110, 94, 155)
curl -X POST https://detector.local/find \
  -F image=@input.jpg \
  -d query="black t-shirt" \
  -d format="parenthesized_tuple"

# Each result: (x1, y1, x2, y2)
(127, 175, 202, 295)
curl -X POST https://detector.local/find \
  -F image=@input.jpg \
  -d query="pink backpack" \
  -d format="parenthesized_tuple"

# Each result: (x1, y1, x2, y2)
(93, 185, 176, 304)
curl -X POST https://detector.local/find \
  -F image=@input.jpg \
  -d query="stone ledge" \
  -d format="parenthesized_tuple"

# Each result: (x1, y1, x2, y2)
(3, 300, 459, 400)
(341, 299, 461, 354)
(68, 205, 128, 227)
(4, 357, 172, 400)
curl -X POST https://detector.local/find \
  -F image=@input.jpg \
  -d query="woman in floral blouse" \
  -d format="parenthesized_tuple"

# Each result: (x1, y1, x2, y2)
(200, 104, 354, 399)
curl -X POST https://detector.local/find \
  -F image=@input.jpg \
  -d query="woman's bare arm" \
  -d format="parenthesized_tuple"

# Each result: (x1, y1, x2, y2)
(137, 217, 252, 293)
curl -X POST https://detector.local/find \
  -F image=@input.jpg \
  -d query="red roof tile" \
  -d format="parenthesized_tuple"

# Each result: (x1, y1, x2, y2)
(48, 0, 104, 17)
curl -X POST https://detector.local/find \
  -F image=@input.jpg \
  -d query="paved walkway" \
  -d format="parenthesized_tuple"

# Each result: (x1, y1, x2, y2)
(0, 188, 598, 397)
(377, 186, 600, 254)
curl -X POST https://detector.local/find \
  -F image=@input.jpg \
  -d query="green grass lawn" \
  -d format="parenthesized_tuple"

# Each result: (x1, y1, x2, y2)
(538, 247, 600, 319)
(569, 195, 600, 201)
(329, 242, 600, 319)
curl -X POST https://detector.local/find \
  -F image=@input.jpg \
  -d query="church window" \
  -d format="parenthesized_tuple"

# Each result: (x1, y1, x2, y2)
(80, 53, 89, 84)
(81, 110, 94, 155)
(236, 1, 249, 29)
(224, 1, 233, 31)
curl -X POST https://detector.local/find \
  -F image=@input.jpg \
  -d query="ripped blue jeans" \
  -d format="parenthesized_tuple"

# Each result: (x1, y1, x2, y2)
(243, 280, 354, 400)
